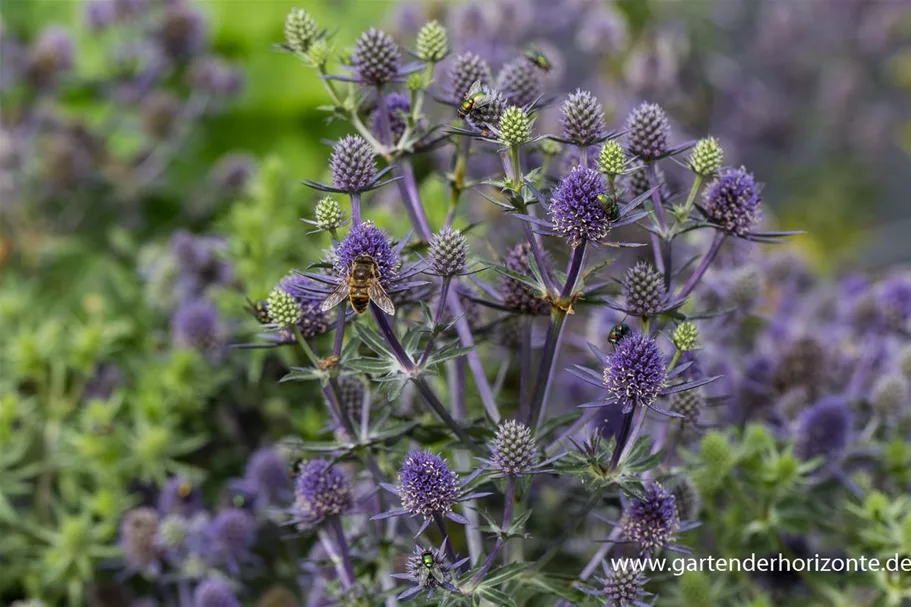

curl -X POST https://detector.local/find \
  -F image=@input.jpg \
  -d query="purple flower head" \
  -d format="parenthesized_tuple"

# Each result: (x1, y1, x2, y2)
(561, 89, 607, 147)
(158, 477, 204, 518)
(277, 274, 331, 339)
(156, 3, 207, 61)
(549, 166, 611, 247)
(294, 459, 352, 524)
(496, 57, 542, 108)
(398, 450, 459, 517)
(244, 447, 290, 502)
(394, 541, 463, 601)
(581, 565, 650, 606)
(372, 92, 411, 141)
(330, 135, 378, 193)
(623, 261, 667, 317)
(879, 275, 911, 331)
(334, 222, 399, 286)
(603, 332, 667, 413)
(190, 57, 243, 97)
(795, 396, 852, 462)
(120, 507, 161, 572)
(702, 166, 762, 237)
(446, 51, 491, 102)
(625, 102, 670, 161)
(209, 508, 256, 561)
(622, 482, 680, 554)
(490, 420, 538, 477)
(352, 28, 400, 86)
(193, 578, 240, 607)
(26, 26, 75, 88)
(171, 300, 223, 354)
(500, 242, 549, 315)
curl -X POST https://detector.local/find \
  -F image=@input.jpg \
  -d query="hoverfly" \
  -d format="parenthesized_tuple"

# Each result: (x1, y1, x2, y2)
(596, 194, 621, 222)
(523, 48, 552, 72)
(608, 323, 631, 346)
(457, 80, 490, 119)
(245, 297, 271, 324)
(320, 254, 395, 316)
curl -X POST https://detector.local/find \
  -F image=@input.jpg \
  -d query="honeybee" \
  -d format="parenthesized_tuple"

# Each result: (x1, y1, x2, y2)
(320, 254, 395, 315)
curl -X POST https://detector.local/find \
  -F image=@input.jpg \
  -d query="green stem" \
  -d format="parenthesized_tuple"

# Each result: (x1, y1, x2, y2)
(681, 174, 704, 220)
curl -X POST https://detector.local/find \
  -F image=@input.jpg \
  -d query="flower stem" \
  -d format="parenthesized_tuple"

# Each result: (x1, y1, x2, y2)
(647, 162, 672, 290)
(681, 174, 704, 220)
(676, 231, 726, 302)
(330, 516, 357, 588)
(618, 406, 649, 464)
(350, 192, 362, 225)
(608, 409, 635, 471)
(397, 159, 434, 240)
(446, 137, 472, 228)
(333, 306, 346, 358)
(469, 477, 516, 589)
(432, 512, 458, 563)
(418, 277, 452, 367)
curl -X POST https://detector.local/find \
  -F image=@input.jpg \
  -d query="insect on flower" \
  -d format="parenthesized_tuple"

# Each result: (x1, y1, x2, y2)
(457, 79, 490, 119)
(597, 193, 621, 221)
(523, 47, 552, 72)
(608, 323, 631, 345)
(245, 297, 271, 324)
(320, 253, 395, 315)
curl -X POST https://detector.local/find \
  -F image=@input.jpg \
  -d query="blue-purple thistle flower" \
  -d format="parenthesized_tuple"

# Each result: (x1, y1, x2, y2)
(391, 539, 467, 601)
(549, 166, 610, 247)
(622, 261, 668, 318)
(293, 459, 352, 526)
(244, 447, 290, 503)
(795, 396, 852, 463)
(496, 57, 542, 108)
(371, 92, 411, 141)
(209, 508, 256, 567)
(373, 450, 488, 533)
(561, 89, 607, 147)
(330, 135, 377, 193)
(446, 51, 491, 103)
(335, 221, 399, 287)
(171, 300, 224, 355)
(621, 482, 689, 554)
(156, 2, 207, 61)
(352, 28, 401, 86)
(701, 166, 762, 238)
(879, 275, 911, 332)
(193, 578, 240, 607)
(625, 102, 670, 161)
(579, 562, 652, 607)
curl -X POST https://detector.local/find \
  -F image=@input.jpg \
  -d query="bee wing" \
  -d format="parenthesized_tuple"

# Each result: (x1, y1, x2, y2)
(367, 281, 396, 316)
(320, 281, 350, 312)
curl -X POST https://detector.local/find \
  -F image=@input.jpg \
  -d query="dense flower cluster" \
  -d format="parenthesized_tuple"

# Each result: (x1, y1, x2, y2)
(397, 450, 459, 517)
(603, 332, 668, 413)
(549, 166, 611, 246)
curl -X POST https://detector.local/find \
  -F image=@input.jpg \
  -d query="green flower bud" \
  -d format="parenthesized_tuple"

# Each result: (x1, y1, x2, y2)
(539, 139, 562, 156)
(688, 137, 723, 177)
(416, 20, 448, 63)
(699, 431, 734, 474)
(406, 72, 425, 93)
(307, 39, 330, 67)
(315, 197, 343, 231)
(498, 105, 531, 147)
(267, 288, 301, 328)
(673, 321, 698, 352)
(598, 140, 627, 176)
(284, 7, 319, 55)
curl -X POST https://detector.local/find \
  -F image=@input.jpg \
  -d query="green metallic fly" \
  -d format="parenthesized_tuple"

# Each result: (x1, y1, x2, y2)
(608, 323, 631, 345)
(457, 80, 491, 119)
(597, 193, 621, 221)
(523, 48, 552, 72)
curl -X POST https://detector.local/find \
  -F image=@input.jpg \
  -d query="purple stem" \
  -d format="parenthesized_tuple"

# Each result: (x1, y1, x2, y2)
(522, 221, 557, 295)
(350, 191, 362, 226)
(647, 162, 672, 289)
(518, 320, 533, 422)
(333, 306, 346, 358)
(676, 231, 726, 302)
(329, 516, 357, 589)
(470, 477, 516, 587)
(432, 512, 458, 563)
(398, 159, 434, 240)
(418, 277, 452, 367)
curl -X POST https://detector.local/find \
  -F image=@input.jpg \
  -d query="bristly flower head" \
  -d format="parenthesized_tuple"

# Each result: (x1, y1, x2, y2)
(393, 540, 465, 601)
(623, 261, 667, 318)
(193, 578, 240, 607)
(172, 300, 223, 354)
(371, 92, 411, 142)
(581, 563, 651, 607)
(702, 166, 762, 237)
(428, 227, 469, 277)
(689, 137, 723, 177)
(315, 197, 344, 231)
(209, 508, 256, 562)
(158, 477, 203, 517)
(625, 102, 670, 161)
(277, 274, 331, 338)
(879, 275, 911, 332)
(498, 105, 532, 147)
(293, 459, 353, 525)
(621, 482, 680, 554)
(668, 388, 702, 424)
(549, 166, 610, 247)
(603, 332, 667, 413)
(466, 88, 506, 133)
(599, 140, 628, 177)
(120, 507, 161, 572)
(156, 2, 207, 61)
(672, 322, 698, 352)
(795, 396, 852, 462)
(416, 20, 448, 63)
(284, 7, 320, 55)
(446, 52, 491, 102)
(501, 242, 549, 315)
(398, 450, 459, 518)
(497, 57, 543, 108)
(871, 374, 909, 418)
(561, 89, 607, 146)
(672, 476, 702, 522)
(244, 447, 290, 502)
(330, 135, 377, 193)
(266, 288, 302, 329)
(335, 221, 399, 286)
(352, 28, 400, 86)
(490, 419, 538, 477)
